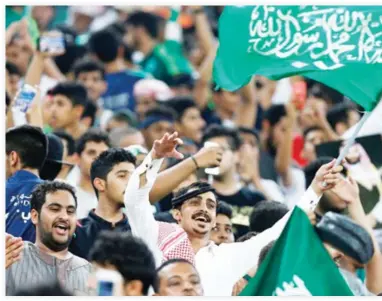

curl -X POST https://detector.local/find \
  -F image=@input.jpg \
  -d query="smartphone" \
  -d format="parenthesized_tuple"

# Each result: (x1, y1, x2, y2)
(39, 32, 65, 54)
(13, 84, 37, 113)
(96, 269, 123, 296)
(291, 81, 307, 111)
(204, 141, 221, 176)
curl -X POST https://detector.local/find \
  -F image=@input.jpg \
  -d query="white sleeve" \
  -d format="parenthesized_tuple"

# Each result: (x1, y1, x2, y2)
(124, 151, 164, 266)
(210, 186, 321, 286)
(371, 198, 382, 223)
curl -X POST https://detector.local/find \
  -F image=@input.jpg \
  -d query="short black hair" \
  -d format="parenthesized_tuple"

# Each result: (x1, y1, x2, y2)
(303, 126, 324, 139)
(145, 105, 178, 121)
(88, 28, 121, 63)
(154, 258, 195, 293)
(6, 92, 11, 109)
(127, 11, 162, 39)
(236, 231, 258, 242)
(89, 231, 156, 296)
(173, 181, 216, 210)
(6, 125, 48, 170)
(109, 110, 138, 128)
(123, 42, 134, 63)
(72, 57, 106, 80)
(258, 240, 275, 267)
(31, 181, 78, 215)
(216, 201, 233, 219)
(50, 81, 88, 108)
(90, 148, 136, 197)
(238, 127, 260, 144)
(14, 282, 72, 296)
(76, 129, 111, 155)
(53, 130, 76, 156)
(249, 201, 289, 233)
(263, 104, 287, 127)
(326, 103, 353, 130)
(303, 157, 347, 189)
(6, 61, 22, 77)
(202, 125, 242, 151)
(166, 96, 198, 121)
(81, 100, 97, 127)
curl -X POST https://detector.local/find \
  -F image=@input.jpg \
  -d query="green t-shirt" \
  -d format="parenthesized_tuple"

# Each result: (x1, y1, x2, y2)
(140, 41, 193, 84)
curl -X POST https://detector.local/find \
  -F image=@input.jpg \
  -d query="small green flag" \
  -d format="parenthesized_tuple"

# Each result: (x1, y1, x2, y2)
(240, 207, 354, 296)
(213, 6, 382, 111)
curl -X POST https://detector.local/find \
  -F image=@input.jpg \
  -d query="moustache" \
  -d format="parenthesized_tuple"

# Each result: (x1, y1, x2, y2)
(191, 211, 212, 223)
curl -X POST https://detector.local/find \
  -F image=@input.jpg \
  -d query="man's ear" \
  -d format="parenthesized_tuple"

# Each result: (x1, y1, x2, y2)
(93, 178, 106, 194)
(80, 117, 93, 130)
(9, 151, 19, 168)
(335, 122, 347, 136)
(174, 121, 183, 134)
(172, 209, 182, 223)
(73, 105, 85, 120)
(117, 46, 124, 59)
(124, 280, 144, 296)
(31, 209, 39, 226)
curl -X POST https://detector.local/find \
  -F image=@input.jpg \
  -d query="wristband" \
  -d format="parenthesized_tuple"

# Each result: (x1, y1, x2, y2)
(191, 156, 199, 169)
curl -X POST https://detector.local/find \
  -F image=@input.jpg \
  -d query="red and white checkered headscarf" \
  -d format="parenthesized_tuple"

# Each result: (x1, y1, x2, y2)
(157, 221, 195, 266)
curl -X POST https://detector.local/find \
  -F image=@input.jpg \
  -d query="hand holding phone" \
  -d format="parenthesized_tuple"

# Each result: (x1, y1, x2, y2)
(96, 269, 124, 296)
(38, 31, 66, 56)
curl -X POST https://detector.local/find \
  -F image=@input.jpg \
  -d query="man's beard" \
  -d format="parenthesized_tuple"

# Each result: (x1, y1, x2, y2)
(39, 226, 72, 252)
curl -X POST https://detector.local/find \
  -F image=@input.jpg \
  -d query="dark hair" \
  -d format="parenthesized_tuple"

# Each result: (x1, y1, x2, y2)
(14, 282, 72, 296)
(145, 105, 178, 121)
(263, 104, 287, 127)
(72, 57, 106, 80)
(166, 96, 198, 121)
(109, 127, 140, 147)
(249, 201, 289, 233)
(76, 129, 111, 155)
(53, 130, 76, 156)
(304, 157, 347, 189)
(236, 231, 258, 242)
(6, 125, 48, 170)
(303, 126, 324, 139)
(6, 92, 11, 109)
(326, 103, 353, 130)
(173, 181, 216, 210)
(202, 125, 242, 151)
(90, 148, 136, 197)
(154, 258, 195, 293)
(168, 74, 195, 90)
(81, 100, 97, 127)
(238, 127, 260, 144)
(6, 61, 22, 77)
(50, 81, 88, 108)
(31, 181, 78, 215)
(88, 29, 121, 63)
(123, 42, 134, 63)
(258, 240, 275, 267)
(109, 110, 138, 128)
(216, 201, 233, 219)
(89, 231, 156, 296)
(127, 11, 162, 39)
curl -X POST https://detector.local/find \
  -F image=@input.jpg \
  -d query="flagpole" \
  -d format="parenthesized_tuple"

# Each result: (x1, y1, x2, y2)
(334, 111, 371, 167)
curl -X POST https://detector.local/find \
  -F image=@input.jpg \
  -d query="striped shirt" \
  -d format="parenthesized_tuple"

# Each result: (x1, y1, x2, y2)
(6, 242, 92, 296)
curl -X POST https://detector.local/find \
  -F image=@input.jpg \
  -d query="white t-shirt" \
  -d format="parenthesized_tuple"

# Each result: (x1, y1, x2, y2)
(277, 167, 306, 209)
(73, 185, 98, 219)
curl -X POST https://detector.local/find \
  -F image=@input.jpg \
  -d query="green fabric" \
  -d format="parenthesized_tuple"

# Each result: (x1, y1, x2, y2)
(356, 269, 366, 283)
(140, 41, 193, 84)
(240, 207, 354, 296)
(6, 6, 27, 28)
(43, 125, 53, 134)
(213, 6, 382, 111)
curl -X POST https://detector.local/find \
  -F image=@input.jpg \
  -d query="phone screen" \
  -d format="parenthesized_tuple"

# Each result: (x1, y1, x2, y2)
(97, 280, 114, 296)
(39, 35, 65, 53)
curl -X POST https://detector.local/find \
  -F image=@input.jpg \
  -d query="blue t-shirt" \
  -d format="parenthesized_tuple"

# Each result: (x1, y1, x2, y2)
(6, 170, 43, 242)
(101, 70, 146, 112)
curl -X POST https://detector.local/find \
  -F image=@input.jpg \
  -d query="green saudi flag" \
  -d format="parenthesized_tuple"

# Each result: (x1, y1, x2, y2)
(213, 6, 382, 111)
(240, 207, 354, 296)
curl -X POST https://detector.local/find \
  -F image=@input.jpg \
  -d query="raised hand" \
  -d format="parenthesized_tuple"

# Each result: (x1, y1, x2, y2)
(311, 159, 345, 195)
(6, 233, 23, 269)
(331, 175, 360, 205)
(193, 144, 223, 169)
(152, 132, 184, 160)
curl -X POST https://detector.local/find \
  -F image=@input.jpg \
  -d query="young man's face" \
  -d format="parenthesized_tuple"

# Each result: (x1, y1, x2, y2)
(302, 129, 326, 163)
(177, 107, 206, 143)
(156, 262, 203, 296)
(143, 121, 175, 149)
(214, 90, 241, 116)
(206, 136, 236, 176)
(32, 190, 77, 251)
(175, 191, 217, 238)
(49, 94, 81, 129)
(135, 95, 156, 121)
(104, 162, 136, 205)
(270, 116, 289, 149)
(6, 42, 31, 76)
(210, 213, 234, 246)
(7, 72, 21, 99)
(79, 141, 110, 178)
(77, 71, 107, 102)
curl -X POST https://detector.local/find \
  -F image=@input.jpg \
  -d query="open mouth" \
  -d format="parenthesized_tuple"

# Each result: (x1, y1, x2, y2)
(192, 213, 211, 224)
(53, 223, 69, 235)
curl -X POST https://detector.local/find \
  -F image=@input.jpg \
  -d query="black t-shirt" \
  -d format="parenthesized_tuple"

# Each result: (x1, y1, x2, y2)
(215, 187, 266, 238)
(69, 210, 131, 260)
